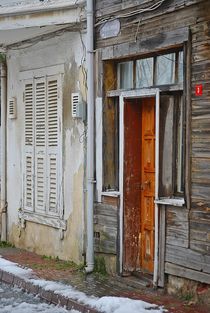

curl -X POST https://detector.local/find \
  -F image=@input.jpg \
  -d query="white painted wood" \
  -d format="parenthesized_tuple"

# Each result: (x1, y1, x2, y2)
(153, 89, 160, 287)
(23, 72, 63, 221)
(18, 210, 67, 230)
(34, 77, 47, 214)
(24, 80, 34, 212)
(119, 88, 159, 274)
(101, 191, 120, 197)
(155, 197, 185, 207)
(119, 95, 124, 273)
(95, 97, 103, 202)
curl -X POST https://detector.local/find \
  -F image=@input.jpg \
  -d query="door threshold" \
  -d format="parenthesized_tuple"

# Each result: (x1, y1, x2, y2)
(120, 271, 152, 288)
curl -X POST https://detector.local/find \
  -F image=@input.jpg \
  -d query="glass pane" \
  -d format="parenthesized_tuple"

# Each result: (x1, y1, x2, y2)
(136, 58, 153, 88)
(178, 51, 184, 83)
(155, 53, 175, 85)
(103, 97, 119, 191)
(159, 95, 174, 197)
(118, 61, 133, 89)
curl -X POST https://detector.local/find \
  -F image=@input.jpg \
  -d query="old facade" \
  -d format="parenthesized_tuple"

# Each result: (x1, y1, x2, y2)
(1, 0, 210, 298)
(94, 0, 210, 292)
(0, 0, 87, 264)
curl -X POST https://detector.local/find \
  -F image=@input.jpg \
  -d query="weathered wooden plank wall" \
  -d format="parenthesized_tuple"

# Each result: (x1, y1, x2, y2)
(94, 201, 119, 254)
(94, 0, 210, 282)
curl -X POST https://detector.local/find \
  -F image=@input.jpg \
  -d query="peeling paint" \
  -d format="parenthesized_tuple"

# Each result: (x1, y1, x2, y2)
(6, 31, 86, 263)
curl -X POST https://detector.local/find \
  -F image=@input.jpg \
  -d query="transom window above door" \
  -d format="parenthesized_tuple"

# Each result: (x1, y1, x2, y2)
(117, 51, 183, 90)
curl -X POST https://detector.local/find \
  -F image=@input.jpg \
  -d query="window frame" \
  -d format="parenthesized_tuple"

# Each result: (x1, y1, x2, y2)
(103, 47, 186, 204)
(116, 48, 184, 90)
(19, 65, 65, 230)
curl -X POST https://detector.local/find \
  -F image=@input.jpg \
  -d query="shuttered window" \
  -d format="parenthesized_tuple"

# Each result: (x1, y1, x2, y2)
(23, 75, 62, 217)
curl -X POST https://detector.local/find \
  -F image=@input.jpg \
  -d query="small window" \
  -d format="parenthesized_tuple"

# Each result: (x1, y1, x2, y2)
(155, 53, 176, 85)
(117, 61, 133, 89)
(136, 58, 153, 88)
(117, 50, 183, 90)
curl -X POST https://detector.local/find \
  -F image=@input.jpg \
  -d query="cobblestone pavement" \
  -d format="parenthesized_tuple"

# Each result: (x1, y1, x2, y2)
(0, 281, 78, 312)
(0, 247, 209, 313)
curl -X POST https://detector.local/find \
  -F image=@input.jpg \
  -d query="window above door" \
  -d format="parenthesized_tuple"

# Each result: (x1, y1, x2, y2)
(117, 50, 183, 90)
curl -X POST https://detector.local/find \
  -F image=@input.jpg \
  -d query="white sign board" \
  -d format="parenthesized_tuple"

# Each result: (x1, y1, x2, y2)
(100, 19, 120, 39)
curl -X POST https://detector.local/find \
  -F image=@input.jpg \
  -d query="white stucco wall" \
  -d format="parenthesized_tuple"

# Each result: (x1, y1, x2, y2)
(6, 30, 87, 263)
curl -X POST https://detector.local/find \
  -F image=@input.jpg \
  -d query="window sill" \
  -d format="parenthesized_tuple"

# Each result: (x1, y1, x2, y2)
(154, 197, 185, 207)
(106, 84, 184, 98)
(18, 210, 67, 230)
(101, 191, 120, 197)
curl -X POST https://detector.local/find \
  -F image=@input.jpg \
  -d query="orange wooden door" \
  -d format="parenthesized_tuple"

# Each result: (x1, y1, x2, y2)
(140, 98, 155, 273)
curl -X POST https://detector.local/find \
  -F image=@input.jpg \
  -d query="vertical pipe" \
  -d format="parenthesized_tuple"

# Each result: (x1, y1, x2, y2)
(0, 62, 7, 242)
(153, 90, 160, 287)
(85, 0, 95, 273)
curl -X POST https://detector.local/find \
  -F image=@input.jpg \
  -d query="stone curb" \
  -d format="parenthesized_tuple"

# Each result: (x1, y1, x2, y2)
(0, 269, 101, 313)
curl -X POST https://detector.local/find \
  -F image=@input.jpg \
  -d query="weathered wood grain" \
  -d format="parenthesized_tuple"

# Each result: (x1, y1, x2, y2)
(94, 203, 118, 254)
(165, 262, 210, 284)
(166, 244, 210, 273)
(158, 205, 166, 287)
(95, 0, 210, 283)
(166, 207, 189, 248)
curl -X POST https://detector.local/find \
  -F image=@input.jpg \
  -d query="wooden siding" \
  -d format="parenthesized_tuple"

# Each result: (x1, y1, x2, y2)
(94, 202, 119, 254)
(190, 1, 210, 257)
(95, 0, 210, 283)
(166, 207, 189, 248)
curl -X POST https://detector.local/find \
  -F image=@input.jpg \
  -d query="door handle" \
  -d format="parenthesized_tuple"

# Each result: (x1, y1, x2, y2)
(141, 180, 151, 190)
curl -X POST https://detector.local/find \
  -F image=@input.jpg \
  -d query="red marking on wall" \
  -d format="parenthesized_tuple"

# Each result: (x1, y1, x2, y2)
(195, 84, 203, 96)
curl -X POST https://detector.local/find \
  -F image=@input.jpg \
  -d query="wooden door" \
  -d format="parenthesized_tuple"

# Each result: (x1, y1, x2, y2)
(123, 99, 142, 271)
(123, 97, 155, 274)
(141, 98, 155, 273)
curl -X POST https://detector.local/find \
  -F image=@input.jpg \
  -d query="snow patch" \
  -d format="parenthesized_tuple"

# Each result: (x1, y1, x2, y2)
(0, 256, 165, 313)
(0, 301, 79, 313)
(0, 257, 32, 278)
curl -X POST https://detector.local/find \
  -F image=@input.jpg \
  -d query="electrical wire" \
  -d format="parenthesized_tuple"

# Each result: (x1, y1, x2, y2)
(95, 0, 167, 26)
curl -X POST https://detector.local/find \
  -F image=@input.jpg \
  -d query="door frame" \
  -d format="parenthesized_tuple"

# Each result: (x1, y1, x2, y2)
(119, 89, 160, 285)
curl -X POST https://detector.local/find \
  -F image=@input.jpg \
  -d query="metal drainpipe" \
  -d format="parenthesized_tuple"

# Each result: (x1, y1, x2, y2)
(85, 0, 95, 273)
(0, 62, 7, 242)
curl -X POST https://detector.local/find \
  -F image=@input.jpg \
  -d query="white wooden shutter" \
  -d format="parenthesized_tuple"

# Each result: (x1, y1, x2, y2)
(24, 82, 34, 211)
(47, 78, 59, 215)
(34, 79, 46, 213)
(23, 74, 62, 218)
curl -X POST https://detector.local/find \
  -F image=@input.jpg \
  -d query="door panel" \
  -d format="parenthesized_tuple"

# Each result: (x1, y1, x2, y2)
(141, 98, 155, 273)
(123, 99, 142, 271)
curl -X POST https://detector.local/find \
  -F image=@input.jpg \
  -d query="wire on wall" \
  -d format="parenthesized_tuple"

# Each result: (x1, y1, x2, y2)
(95, 0, 167, 27)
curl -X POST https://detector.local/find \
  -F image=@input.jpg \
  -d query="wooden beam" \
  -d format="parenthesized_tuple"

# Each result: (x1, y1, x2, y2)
(165, 262, 210, 284)
(102, 27, 189, 60)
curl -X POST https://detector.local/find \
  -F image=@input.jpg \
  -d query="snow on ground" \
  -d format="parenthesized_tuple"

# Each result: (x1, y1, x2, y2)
(0, 257, 32, 278)
(0, 256, 165, 313)
(0, 301, 79, 313)
(0, 282, 80, 313)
